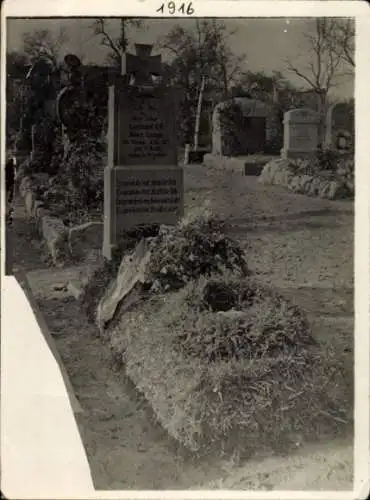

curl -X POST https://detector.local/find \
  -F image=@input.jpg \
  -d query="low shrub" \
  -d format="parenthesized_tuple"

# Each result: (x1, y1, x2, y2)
(147, 212, 249, 293)
(41, 136, 104, 223)
(63, 137, 104, 208)
(337, 157, 354, 180)
(281, 150, 354, 199)
(315, 147, 342, 171)
(219, 102, 245, 156)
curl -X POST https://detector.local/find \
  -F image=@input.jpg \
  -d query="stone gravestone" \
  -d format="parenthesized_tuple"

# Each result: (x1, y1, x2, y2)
(212, 98, 270, 156)
(281, 108, 320, 159)
(103, 44, 184, 260)
(325, 101, 354, 153)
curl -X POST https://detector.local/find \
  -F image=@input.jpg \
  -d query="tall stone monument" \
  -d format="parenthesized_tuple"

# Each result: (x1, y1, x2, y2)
(103, 44, 184, 260)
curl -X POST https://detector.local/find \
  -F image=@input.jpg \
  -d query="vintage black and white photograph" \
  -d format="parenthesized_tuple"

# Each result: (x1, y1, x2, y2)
(2, 7, 362, 496)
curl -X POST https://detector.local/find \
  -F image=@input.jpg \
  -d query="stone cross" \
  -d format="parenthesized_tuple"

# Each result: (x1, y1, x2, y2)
(121, 44, 162, 85)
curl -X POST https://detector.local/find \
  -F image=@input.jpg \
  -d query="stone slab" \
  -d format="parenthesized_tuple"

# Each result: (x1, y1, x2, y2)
(281, 108, 320, 159)
(103, 165, 183, 259)
(108, 85, 178, 167)
(204, 153, 278, 175)
(281, 149, 320, 160)
(97, 238, 151, 331)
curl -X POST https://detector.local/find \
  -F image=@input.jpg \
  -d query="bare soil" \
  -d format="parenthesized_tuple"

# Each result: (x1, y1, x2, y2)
(9, 164, 354, 490)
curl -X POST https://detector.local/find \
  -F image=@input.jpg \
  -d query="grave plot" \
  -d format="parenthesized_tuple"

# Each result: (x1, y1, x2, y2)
(80, 212, 353, 458)
(259, 108, 354, 200)
(203, 98, 280, 175)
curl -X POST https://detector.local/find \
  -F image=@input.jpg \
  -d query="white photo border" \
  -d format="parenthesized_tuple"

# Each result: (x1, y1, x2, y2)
(1, 2, 369, 499)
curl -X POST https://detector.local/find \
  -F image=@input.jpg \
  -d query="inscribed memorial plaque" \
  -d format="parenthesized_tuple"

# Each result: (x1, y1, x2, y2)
(110, 86, 178, 166)
(281, 108, 320, 159)
(115, 166, 183, 230)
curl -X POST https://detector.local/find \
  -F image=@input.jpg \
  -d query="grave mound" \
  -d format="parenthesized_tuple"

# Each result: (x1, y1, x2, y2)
(107, 275, 351, 456)
(88, 213, 352, 457)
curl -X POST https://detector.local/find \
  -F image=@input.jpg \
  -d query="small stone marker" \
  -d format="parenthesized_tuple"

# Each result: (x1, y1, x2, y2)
(103, 44, 184, 260)
(281, 108, 321, 159)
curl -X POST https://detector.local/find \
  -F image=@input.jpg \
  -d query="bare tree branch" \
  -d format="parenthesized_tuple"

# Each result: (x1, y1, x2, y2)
(91, 18, 145, 68)
(285, 18, 352, 100)
(92, 19, 121, 62)
(325, 19, 355, 68)
(285, 18, 354, 141)
(285, 59, 316, 89)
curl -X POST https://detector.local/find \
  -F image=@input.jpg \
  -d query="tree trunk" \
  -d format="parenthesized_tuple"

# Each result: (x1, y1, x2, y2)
(193, 75, 206, 151)
(317, 91, 327, 148)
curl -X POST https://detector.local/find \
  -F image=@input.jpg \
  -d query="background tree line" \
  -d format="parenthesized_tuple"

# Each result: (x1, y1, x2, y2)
(6, 18, 354, 148)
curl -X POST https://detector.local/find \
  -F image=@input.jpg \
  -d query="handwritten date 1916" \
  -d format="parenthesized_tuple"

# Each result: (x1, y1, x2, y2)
(156, 2, 195, 15)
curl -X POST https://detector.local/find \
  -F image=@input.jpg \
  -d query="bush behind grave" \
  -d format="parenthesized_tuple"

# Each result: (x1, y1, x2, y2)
(42, 136, 104, 224)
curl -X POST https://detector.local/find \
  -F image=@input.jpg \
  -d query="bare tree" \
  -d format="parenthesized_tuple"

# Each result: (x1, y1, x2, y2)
(22, 28, 67, 67)
(159, 20, 245, 146)
(324, 18, 355, 69)
(286, 18, 352, 140)
(91, 18, 144, 69)
(160, 20, 245, 100)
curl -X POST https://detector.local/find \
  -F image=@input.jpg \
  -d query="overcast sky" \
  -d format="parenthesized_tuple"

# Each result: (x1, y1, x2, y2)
(6, 17, 354, 99)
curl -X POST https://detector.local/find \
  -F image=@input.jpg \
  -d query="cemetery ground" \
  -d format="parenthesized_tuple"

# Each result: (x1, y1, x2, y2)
(10, 164, 353, 490)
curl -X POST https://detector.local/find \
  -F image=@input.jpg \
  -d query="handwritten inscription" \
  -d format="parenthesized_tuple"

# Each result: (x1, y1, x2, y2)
(156, 2, 194, 15)
(124, 97, 169, 163)
(117, 178, 180, 215)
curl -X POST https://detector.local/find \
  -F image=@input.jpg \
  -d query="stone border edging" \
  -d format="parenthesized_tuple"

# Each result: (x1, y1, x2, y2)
(259, 159, 354, 200)
(203, 153, 279, 176)
(18, 174, 104, 266)
(19, 174, 69, 266)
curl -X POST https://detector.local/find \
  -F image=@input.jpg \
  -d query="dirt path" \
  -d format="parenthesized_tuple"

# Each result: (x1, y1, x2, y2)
(9, 169, 354, 490)
(185, 165, 353, 289)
